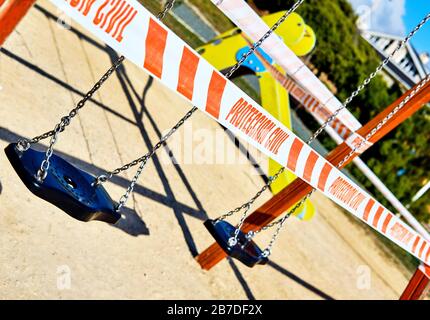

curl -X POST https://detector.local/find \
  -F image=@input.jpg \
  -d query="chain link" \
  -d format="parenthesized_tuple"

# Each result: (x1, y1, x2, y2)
(157, 0, 176, 20)
(107, 106, 197, 212)
(98, 0, 306, 211)
(217, 167, 286, 221)
(221, 12, 430, 252)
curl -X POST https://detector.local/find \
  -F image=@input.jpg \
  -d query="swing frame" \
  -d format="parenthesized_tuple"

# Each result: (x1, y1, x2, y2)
(195, 79, 430, 297)
(1, 0, 429, 300)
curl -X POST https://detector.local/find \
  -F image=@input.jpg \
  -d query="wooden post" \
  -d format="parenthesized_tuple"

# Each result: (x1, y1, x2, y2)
(196, 80, 430, 270)
(0, 0, 36, 46)
(400, 265, 430, 300)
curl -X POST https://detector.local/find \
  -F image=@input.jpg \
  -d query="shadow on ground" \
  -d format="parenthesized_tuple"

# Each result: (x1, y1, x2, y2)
(0, 3, 336, 299)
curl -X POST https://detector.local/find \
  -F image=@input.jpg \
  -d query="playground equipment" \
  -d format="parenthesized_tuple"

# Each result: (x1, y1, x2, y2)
(1, 0, 429, 299)
(0, 0, 35, 46)
(196, 11, 317, 220)
(196, 79, 430, 267)
(4, 0, 302, 224)
(5, 144, 120, 223)
(195, 9, 430, 267)
(218, 0, 430, 243)
(199, 0, 430, 296)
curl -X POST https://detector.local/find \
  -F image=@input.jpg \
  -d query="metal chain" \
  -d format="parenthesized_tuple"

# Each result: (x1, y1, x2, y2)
(113, 106, 196, 212)
(97, 0, 306, 212)
(26, 57, 125, 181)
(17, 56, 125, 149)
(250, 73, 430, 257)
(157, 0, 176, 20)
(16, 0, 179, 182)
(221, 12, 430, 248)
(307, 12, 430, 143)
(99, 0, 305, 181)
(222, 0, 305, 80)
(217, 167, 286, 221)
(227, 204, 251, 247)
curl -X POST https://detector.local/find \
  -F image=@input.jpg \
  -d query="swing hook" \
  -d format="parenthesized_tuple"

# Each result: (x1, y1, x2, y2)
(16, 140, 30, 153)
(228, 237, 238, 247)
(92, 174, 109, 187)
(261, 249, 271, 258)
(246, 230, 255, 241)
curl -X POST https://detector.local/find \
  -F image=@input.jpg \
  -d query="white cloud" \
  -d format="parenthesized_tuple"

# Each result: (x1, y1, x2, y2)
(348, 0, 406, 35)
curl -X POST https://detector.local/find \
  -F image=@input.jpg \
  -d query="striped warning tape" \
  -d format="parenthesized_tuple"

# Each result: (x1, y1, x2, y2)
(254, 49, 373, 154)
(242, 19, 430, 245)
(49, 0, 430, 265)
(252, 46, 353, 140)
(419, 263, 430, 279)
(211, 0, 362, 132)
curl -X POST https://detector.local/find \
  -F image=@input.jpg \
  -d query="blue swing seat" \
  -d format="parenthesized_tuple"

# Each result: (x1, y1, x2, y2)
(204, 219, 268, 268)
(5, 143, 120, 224)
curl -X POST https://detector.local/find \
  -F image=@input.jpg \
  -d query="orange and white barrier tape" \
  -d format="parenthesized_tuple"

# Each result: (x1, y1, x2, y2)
(254, 47, 373, 154)
(251, 29, 430, 243)
(419, 263, 430, 279)
(211, 0, 361, 130)
(49, 0, 430, 265)
(255, 49, 354, 140)
(269, 63, 373, 154)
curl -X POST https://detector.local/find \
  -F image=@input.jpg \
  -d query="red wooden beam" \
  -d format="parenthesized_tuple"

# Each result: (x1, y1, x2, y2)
(196, 81, 430, 270)
(400, 266, 430, 300)
(0, 0, 36, 46)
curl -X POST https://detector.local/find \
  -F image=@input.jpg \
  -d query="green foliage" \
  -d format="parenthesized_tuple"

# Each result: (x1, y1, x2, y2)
(139, 0, 204, 47)
(253, 0, 430, 223)
(186, 0, 235, 32)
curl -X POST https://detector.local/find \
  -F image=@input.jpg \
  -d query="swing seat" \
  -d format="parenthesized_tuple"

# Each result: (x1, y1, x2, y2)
(5, 143, 121, 224)
(204, 219, 268, 268)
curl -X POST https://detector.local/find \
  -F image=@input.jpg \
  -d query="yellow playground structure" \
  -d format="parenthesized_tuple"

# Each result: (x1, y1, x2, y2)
(197, 12, 317, 221)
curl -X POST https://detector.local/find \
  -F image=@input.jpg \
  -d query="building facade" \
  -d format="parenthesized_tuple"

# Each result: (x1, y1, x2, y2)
(361, 30, 429, 89)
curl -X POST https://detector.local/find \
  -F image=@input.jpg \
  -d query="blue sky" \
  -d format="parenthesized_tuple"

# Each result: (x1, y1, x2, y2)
(348, 0, 430, 59)
(403, 1, 430, 55)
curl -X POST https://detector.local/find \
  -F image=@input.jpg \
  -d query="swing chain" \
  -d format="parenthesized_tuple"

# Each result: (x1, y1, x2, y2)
(19, 56, 125, 149)
(338, 73, 430, 168)
(221, 11, 430, 249)
(116, 158, 146, 213)
(18, 0, 179, 181)
(17, 55, 125, 182)
(247, 73, 430, 255)
(36, 122, 61, 182)
(223, 0, 304, 80)
(99, 0, 304, 182)
(217, 167, 286, 222)
(95, 0, 306, 212)
(307, 12, 430, 144)
(107, 106, 197, 211)
(95, 106, 198, 185)
(227, 203, 251, 247)
(157, 0, 176, 20)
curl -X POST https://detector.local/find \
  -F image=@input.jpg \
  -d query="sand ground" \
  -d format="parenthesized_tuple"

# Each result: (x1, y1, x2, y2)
(0, 1, 413, 299)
